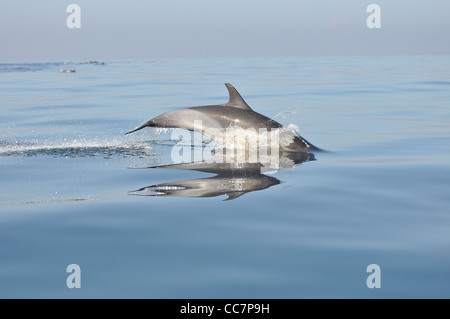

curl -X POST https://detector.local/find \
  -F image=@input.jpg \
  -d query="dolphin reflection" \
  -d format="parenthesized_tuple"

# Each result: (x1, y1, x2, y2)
(129, 152, 315, 200)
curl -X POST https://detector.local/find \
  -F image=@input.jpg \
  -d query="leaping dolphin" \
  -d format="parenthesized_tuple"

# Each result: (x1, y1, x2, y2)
(125, 83, 319, 152)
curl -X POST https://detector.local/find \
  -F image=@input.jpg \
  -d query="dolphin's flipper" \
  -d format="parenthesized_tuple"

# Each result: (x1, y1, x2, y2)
(224, 83, 253, 111)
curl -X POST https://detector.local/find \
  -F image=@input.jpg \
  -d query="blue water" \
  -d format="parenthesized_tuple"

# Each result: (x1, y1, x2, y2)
(1, 56, 450, 298)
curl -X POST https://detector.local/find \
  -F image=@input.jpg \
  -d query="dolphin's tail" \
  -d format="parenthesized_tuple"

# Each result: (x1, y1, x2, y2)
(125, 121, 153, 135)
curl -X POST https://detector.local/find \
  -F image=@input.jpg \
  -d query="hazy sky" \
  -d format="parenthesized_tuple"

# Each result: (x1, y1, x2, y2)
(1, 0, 449, 62)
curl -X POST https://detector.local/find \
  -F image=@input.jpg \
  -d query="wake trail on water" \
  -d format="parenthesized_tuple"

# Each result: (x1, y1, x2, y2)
(0, 138, 155, 158)
(0, 123, 306, 158)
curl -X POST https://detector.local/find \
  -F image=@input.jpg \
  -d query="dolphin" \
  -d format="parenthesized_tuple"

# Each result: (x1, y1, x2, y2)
(125, 83, 319, 152)
(128, 152, 314, 200)
(129, 173, 281, 201)
(59, 69, 76, 73)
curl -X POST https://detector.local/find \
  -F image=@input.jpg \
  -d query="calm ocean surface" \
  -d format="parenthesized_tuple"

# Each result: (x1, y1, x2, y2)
(0, 56, 449, 298)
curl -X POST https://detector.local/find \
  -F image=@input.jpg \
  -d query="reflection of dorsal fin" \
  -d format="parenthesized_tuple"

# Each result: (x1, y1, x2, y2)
(224, 191, 247, 201)
(225, 83, 253, 111)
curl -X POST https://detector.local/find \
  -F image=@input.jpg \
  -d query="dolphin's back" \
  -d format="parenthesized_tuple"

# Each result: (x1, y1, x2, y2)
(187, 105, 283, 130)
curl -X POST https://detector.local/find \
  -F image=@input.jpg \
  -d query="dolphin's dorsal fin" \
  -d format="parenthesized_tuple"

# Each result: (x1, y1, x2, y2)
(224, 83, 253, 111)
(224, 191, 247, 201)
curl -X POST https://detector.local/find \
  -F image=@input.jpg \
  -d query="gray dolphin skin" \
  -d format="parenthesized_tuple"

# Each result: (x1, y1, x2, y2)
(125, 83, 319, 152)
